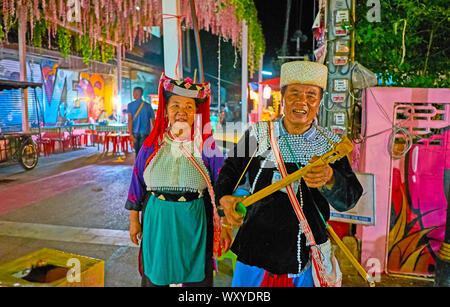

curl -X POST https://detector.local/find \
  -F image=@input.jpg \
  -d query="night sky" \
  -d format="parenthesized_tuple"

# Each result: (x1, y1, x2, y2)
(254, 0, 317, 76)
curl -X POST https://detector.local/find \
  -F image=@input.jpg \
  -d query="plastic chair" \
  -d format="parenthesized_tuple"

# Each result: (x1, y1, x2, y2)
(214, 249, 237, 277)
(119, 133, 130, 153)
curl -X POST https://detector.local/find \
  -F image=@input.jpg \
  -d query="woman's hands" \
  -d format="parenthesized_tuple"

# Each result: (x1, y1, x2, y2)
(220, 219, 234, 254)
(219, 195, 246, 227)
(129, 210, 142, 246)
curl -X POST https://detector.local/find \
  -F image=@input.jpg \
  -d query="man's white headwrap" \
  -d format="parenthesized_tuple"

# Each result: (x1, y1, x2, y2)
(280, 61, 328, 89)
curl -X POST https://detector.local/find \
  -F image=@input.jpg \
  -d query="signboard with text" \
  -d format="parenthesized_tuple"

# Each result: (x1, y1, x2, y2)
(330, 172, 376, 225)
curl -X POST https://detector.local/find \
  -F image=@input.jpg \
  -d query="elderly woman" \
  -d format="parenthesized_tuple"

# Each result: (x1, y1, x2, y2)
(125, 73, 229, 287)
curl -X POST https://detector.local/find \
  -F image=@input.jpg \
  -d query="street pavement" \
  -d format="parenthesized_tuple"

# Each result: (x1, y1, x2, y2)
(0, 146, 434, 287)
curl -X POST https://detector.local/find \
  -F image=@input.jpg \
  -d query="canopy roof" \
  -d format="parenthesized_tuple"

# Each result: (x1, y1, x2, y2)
(0, 79, 43, 91)
(259, 78, 281, 91)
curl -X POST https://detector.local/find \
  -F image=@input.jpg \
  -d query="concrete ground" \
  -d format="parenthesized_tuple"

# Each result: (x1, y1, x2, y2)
(0, 145, 434, 287)
(0, 146, 232, 287)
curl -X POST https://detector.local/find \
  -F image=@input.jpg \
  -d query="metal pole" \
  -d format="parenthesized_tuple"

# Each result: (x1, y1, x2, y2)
(218, 36, 221, 115)
(163, 0, 183, 79)
(190, 0, 204, 83)
(117, 45, 122, 122)
(257, 53, 263, 121)
(18, 8, 29, 133)
(241, 20, 248, 127)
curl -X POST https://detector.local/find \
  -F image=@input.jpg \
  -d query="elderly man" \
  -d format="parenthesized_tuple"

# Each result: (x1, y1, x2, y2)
(214, 61, 363, 287)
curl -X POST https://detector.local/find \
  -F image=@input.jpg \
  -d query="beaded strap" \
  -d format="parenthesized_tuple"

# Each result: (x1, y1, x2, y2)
(267, 121, 329, 287)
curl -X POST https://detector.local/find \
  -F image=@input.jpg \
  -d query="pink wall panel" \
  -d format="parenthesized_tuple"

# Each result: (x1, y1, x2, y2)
(356, 87, 450, 275)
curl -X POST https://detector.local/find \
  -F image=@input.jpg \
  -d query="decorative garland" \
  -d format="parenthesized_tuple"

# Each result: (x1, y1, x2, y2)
(181, 0, 266, 74)
(0, 0, 265, 71)
(228, 0, 265, 73)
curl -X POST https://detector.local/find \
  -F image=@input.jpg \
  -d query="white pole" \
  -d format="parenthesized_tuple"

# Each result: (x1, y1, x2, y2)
(257, 53, 263, 122)
(18, 8, 29, 133)
(241, 20, 248, 127)
(117, 45, 122, 122)
(218, 36, 221, 115)
(162, 0, 183, 79)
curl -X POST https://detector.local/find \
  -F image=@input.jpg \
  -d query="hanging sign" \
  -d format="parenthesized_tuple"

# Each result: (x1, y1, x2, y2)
(334, 112, 346, 125)
(335, 10, 350, 24)
(335, 40, 350, 53)
(333, 79, 349, 92)
(330, 125, 346, 135)
(334, 55, 348, 65)
(334, 28, 348, 36)
(331, 93, 347, 103)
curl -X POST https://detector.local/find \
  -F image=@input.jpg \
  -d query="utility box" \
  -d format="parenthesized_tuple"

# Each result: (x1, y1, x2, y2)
(0, 248, 104, 287)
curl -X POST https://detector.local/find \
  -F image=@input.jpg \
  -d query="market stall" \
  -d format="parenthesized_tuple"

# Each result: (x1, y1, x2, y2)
(0, 80, 41, 170)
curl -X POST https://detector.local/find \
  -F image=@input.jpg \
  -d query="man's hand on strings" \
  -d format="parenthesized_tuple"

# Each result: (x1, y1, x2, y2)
(303, 156, 335, 189)
(219, 195, 245, 227)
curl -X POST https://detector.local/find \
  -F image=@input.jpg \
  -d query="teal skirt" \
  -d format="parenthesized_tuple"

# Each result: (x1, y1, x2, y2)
(142, 194, 207, 285)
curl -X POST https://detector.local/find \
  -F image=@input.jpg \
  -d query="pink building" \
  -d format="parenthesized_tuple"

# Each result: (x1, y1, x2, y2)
(356, 87, 450, 277)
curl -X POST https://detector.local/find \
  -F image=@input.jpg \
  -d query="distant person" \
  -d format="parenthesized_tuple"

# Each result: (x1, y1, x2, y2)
(127, 87, 155, 156)
(224, 106, 234, 122)
(121, 109, 128, 123)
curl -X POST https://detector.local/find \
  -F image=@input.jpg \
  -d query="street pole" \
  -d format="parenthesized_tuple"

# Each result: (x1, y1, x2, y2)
(257, 53, 263, 121)
(435, 169, 450, 286)
(118, 45, 123, 122)
(163, 0, 183, 79)
(241, 20, 248, 128)
(218, 36, 221, 115)
(18, 8, 29, 133)
(190, 0, 204, 84)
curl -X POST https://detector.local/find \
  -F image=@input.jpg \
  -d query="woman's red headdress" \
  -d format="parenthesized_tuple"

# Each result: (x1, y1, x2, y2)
(143, 72, 212, 148)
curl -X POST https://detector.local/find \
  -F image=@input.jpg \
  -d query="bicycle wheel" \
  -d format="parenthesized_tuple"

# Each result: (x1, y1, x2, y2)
(19, 139, 38, 170)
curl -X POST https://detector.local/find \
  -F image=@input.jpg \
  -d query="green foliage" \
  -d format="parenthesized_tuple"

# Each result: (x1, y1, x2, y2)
(80, 34, 92, 65)
(57, 26, 72, 59)
(101, 43, 115, 63)
(92, 43, 102, 62)
(221, 0, 266, 73)
(54, 27, 114, 65)
(355, 0, 450, 88)
(0, 25, 4, 41)
(32, 19, 47, 48)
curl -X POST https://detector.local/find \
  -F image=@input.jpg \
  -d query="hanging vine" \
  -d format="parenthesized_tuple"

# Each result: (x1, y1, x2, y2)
(32, 19, 47, 48)
(0, 0, 264, 69)
(80, 33, 92, 65)
(57, 26, 72, 59)
(0, 24, 4, 42)
(218, 0, 265, 73)
(102, 43, 115, 63)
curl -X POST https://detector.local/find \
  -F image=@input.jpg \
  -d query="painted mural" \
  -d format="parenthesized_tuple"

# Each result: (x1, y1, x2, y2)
(388, 103, 449, 277)
(41, 61, 107, 124)
(0, 57, 111, 131)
